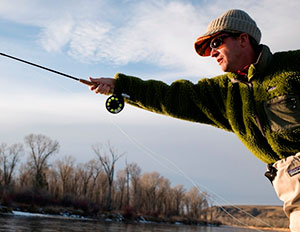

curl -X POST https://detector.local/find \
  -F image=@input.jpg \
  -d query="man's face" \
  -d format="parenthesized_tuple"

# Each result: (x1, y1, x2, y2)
(209, 34, 243, 72)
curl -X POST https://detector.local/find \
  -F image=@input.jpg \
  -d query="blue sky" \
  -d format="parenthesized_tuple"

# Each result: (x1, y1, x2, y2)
(0, 0, 299, 206)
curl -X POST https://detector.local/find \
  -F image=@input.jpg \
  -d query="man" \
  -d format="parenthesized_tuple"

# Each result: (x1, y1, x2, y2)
(89, 9, 300, 230)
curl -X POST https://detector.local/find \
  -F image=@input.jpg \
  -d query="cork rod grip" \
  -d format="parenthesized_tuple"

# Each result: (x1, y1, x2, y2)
(79, 79, 95, 86)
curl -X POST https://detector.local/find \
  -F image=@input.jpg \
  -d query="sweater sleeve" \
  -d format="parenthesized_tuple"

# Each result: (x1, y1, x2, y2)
(114, 73, 233, 132)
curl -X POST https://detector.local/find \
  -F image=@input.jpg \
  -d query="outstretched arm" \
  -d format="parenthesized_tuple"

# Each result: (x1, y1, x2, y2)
(89, 73, 232, 131)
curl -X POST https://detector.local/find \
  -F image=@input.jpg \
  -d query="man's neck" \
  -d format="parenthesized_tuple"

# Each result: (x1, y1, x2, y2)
(236, 46, 259, 72)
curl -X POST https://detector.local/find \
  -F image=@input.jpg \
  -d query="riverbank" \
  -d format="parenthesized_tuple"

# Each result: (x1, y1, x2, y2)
(0, 215, 277, 232)
(0, 204, 290, 231)
(0, 209, 289, 232)
(0, 204, 220, 226)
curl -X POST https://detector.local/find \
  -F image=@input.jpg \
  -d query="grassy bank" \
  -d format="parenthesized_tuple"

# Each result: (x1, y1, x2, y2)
(210, 205, 289, 230)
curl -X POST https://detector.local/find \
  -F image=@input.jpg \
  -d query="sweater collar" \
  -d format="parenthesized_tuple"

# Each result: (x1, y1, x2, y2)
(229, 45, 273, 82)
(249, 45, 273, 79)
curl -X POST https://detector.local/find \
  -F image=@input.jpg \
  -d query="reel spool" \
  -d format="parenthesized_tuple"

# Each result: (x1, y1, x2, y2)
(105, 94, 125, 114)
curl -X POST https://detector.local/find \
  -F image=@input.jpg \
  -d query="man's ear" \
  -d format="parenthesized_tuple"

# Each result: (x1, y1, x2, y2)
(239, 33, 250, 48)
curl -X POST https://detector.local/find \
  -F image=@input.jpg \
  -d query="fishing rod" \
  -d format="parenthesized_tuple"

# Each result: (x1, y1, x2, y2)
(0, 52, 127, 114)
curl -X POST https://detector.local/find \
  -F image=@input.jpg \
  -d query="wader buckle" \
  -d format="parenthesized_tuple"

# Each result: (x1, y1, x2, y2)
(264, 163, 277, 184)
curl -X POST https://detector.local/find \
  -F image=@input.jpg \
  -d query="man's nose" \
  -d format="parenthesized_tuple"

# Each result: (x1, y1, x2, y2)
(210, 48, 219, 57)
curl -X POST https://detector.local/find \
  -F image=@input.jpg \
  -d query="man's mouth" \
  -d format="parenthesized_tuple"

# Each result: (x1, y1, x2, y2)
(217, 58, 223, 65)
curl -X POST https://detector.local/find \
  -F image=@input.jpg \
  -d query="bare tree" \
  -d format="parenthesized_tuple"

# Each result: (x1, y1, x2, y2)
(184, 186, 208, 219)
(18, 163, 33, 189)
(56, 156, 75, 196)
(140, 172, 161, 213)
(0, 143, 23, 187)
(125, 159, 130, 206)
(92, 142, 123, 211)
(77, 160, 96, 197)
(88, 159, 102, 201)
(171, 185, 185, 216)
(71, 168, 81, 197)
(156, 177, 171, 215)
(127, 162, 141, 209)
(94, 171, 108, 206)
(24, 134, 59, 190)
(115, 169, 127, 209)
(47, 167, 60, 198)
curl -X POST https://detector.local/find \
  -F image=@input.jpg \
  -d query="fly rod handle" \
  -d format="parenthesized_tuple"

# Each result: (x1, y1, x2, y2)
(79, 79, 94, 86)
(79, 78, 115, 95)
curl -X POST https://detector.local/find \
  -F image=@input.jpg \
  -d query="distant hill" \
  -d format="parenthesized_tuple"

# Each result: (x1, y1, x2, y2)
(210, 205, 289, 230)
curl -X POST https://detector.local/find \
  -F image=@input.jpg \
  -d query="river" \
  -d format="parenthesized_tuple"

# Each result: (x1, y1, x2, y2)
(0, 214, 281, 232)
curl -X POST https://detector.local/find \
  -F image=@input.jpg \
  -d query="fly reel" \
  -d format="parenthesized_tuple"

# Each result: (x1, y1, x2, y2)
(105, 94, 125, 114)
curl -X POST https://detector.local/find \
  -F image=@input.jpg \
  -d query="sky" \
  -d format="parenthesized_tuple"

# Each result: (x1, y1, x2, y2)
(0, 0, 299, 207)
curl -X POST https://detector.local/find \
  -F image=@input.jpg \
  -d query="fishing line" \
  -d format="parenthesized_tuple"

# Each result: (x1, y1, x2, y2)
(29, 71, 74, 94)
(109, 117, 181, 175)
(193, 179, 274, 229)
(109, 118, 273, 231)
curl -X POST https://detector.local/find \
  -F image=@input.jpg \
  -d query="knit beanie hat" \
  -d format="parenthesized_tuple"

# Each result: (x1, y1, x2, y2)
(194, 9, 261, 56)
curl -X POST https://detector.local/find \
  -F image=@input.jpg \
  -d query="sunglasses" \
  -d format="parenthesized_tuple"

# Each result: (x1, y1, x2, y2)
(209, 34, 231, 49)
(209, 33, 241, 50)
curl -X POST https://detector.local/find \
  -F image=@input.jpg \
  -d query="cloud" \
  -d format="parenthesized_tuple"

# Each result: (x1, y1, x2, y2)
(59, 1, 219, 77)
(67, 21, 112, 62)
(102, 2, 205, 68)
(37, 0, 300, 78)
(39, 16, 75, 53)
(0, 0, 300, 79)
(0, 0, 216, 76)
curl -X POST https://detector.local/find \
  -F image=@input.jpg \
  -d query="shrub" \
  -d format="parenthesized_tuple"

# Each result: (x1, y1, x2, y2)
(122, 205, 137, 220)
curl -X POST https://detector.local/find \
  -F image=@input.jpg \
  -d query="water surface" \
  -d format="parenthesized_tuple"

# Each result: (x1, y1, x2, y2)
(0, 214, 278, 232)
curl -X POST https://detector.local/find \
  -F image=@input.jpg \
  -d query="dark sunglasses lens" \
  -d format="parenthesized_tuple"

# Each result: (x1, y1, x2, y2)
(211, 37, 223, 49)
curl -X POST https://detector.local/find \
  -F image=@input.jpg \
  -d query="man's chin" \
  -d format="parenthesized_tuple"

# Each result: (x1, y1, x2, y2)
(220, 66, 228, 72)
(220, 65, 234, 73)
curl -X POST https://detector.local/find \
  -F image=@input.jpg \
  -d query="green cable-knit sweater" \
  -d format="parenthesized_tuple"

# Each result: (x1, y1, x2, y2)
(114, 45, 300, 164)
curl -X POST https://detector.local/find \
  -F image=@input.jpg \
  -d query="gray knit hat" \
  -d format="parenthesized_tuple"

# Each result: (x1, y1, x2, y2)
(195, 9, 261, 56)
